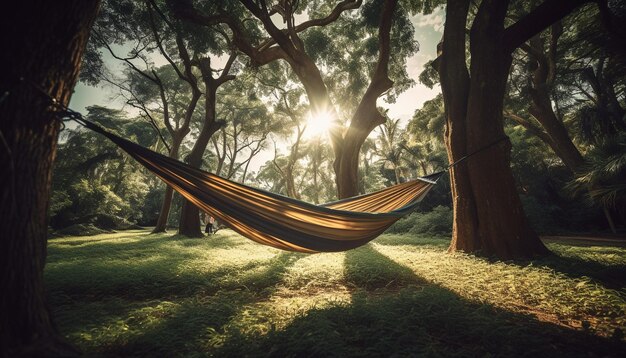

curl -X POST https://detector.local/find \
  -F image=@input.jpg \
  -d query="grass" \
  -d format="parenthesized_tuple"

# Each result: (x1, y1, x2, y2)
(46, 229, 626, 357)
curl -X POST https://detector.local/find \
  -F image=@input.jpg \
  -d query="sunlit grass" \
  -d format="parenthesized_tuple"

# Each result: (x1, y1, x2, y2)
(374, 242, 626, 337)
(46, 229, 626, 356)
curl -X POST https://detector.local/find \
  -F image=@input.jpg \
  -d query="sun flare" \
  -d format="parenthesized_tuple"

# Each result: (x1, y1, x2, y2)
(304, 111, 334, 139)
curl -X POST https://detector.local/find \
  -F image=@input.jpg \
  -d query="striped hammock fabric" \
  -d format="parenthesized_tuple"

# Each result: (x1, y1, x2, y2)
(85, 121, 442, 253)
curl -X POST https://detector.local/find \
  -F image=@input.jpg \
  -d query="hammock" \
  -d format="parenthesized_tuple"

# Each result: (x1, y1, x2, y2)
(79, 120, 444, 253)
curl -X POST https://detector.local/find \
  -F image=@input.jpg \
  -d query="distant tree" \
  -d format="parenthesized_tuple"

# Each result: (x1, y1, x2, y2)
(406, 94, 448, 176)
(502, 3, 625, 232)
(209, 76, 276, 181)
(91, 0, 203, 233)
(358, 137, 386, 194)
(90, 0, 244, 236)
(51, 107, 157, 228)
(0, 1, 100, 355)
(375, 116, 407, 184)
(257, 63, 309, 198)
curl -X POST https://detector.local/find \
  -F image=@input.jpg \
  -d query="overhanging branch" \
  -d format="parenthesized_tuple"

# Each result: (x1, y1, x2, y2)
(503, 0, 592, 54)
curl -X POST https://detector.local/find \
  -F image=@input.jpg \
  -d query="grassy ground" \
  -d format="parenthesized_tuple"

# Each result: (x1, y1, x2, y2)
(46, 229, 626, 357)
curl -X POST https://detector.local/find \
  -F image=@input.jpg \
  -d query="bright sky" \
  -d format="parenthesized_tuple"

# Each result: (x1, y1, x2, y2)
(69, 8, 444, 173)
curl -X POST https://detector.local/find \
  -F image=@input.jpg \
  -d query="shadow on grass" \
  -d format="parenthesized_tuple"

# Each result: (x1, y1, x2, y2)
(48, 248, 303, 302)
(49, 233, 626, 357)
(344, 244, 427, 291)
(47, 233, 176, 260)
(515, 245, 626, 290)
(95, 252, 303, 357)
(213, 280, 625, 357)
(55, 250, 304, 356)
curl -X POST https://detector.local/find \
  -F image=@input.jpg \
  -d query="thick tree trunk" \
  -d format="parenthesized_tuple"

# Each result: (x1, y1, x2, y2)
(438, 0, 481, 253)
(335, 131, 363, 198)
(0, 1, 100, 355)
(333, 65, 393, 198)
(289, 49, 371, 200)
(152, 137, 182, 233)
(440, 0, 548, 259)
(178, 87, 222, 237)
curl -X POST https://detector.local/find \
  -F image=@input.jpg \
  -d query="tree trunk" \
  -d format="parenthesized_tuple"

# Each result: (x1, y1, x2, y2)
(334, 78, 392, 198)
(178, 86, 222, 238)
(439, 0, 548, 259)
(0, 1, 100, 355)
(312, 143, 321, 204)
(603, 206, 617, 234)
(152, 137, 182, 233)
(285, 170, 299, 199)
(528, 103, 585, 170)
(393, 165, 401, 184)
(334, 132, 363, 198)
(438, 0, 482, 253)
(525, 32, 585, 171)
(293, 60, 364, 199)
(332, 0, 397, 198)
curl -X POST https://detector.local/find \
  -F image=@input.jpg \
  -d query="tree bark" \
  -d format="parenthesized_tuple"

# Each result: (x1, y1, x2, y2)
(0, 1, 100, 355)
(438, 0, 553, 258)
(528, 99, 585, 170)
(438, 0, 482, 253)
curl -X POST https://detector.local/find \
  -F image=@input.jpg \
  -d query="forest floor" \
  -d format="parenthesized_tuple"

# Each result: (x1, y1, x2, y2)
(46, 229, 626, 357)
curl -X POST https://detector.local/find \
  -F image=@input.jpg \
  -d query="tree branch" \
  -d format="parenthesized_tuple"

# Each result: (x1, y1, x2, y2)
(547, 22, 563, 84)
(146, 4, 188, 82)
(217, 51, 238, 85)
(239, 0, 299, 59)
(350, 0, 397, 128)
(504, 111, 553, 145)
(256, 0, 362, 51)
(503, 0, 592, 54)
(168, 0, 287, 66)
(93, 31, 159, 85)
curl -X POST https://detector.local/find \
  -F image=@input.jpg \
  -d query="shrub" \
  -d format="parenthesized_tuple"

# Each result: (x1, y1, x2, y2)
(409, 205, 453, 235)
(520, 195, 563, 234)
(386, 215, 417, 234)
(71, 213, 140, 231)
(387, 205, 452, 236)
(55, 224, 110, 237)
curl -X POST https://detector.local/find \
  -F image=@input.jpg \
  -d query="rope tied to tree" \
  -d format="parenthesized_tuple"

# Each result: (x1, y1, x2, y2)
(445, 136, 510, 170)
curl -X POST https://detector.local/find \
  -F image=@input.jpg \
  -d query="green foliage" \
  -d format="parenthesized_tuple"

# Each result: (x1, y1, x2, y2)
(300, 0, 420, 117)
(46, 230, 626, 356)
(520, 195, 564, 234)
(51, 106, 157, 230)
(417, 60, 438, 88)
(409, 93, 445, 138)
(71, 180, 131, 217)
(568, 134, 626, 209)
(55, 224, 111, 237)
(49, 191, 72, 219)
